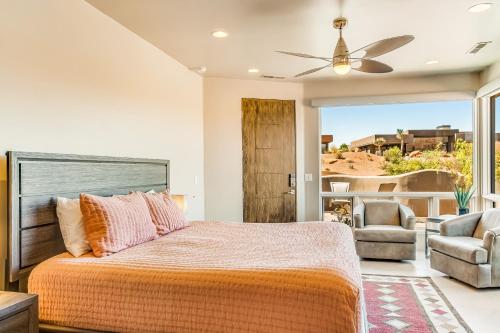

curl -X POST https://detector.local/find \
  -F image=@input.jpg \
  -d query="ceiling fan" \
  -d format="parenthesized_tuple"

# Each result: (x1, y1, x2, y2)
(277, 17, 414, 77)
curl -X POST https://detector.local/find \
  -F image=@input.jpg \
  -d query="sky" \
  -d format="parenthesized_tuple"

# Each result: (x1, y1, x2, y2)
(321, 100, 474, 146)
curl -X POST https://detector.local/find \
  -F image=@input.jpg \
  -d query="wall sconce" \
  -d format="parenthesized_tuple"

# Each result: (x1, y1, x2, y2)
(170, 194, 188, 213)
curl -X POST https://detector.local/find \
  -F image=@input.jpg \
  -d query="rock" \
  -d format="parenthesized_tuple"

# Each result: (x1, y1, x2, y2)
(409, 150, 422, 158)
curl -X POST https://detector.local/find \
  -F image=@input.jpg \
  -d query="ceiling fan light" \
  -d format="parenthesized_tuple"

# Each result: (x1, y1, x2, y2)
(333, 63, 351, 75)
(333, 58, 351, 75)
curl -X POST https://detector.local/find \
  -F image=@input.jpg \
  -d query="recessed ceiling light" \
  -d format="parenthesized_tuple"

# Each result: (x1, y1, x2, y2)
(212, 30, 228, 38)
(425, 60, 439, 65)
(248, 68, 260, 73)
(468, 3, 493, 13)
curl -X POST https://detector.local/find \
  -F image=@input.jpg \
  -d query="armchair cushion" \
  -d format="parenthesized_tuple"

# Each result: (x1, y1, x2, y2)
(429, 235, 488, 264)
(355, 225, 417, 243)
(473, 209, 500, 239)
(364, 200, 400, 226)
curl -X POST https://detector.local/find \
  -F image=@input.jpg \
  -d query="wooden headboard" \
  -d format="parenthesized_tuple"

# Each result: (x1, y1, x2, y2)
(6, 151, 170, 290)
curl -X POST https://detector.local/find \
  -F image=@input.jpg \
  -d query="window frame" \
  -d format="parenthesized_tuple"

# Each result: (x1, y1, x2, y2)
(478, 82, 500, 207)
(489, 93, 500, 195)
(319, 98, 478, 219)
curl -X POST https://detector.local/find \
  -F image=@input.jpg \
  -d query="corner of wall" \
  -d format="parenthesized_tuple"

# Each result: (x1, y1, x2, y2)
(480, 59, 500, 87)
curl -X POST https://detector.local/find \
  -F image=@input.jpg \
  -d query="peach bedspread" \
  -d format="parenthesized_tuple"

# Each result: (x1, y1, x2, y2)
(29, 221, 363, 333)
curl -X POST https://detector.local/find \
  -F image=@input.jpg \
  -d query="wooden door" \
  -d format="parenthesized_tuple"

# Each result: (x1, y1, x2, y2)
(242, 98, 296, 222)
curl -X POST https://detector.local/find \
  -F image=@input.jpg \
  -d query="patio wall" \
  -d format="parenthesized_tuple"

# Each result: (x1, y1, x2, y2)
(322, 170, 458, 216)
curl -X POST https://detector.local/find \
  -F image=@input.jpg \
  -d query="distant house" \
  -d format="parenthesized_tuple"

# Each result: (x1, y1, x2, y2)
(321, 134, 333, 153)
(350, 125, 471, 154)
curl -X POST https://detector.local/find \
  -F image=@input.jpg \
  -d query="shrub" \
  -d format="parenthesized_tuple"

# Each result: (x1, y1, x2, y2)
(384, 158, 428, 175)
(327, 147, 343, 159)
(496, 152, 500, 182)
(453, 139, 473, 187)
(382, 138, 473, 187)
(339, 143, 349, 152)
(383, 146, 402, 163)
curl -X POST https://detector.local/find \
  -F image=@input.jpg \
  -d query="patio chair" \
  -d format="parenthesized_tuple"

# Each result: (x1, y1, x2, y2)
(327, 182, 351, 224)
(330, 182, 350, 193)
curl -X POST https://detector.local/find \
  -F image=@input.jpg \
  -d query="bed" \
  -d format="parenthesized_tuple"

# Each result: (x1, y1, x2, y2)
(6, 151, 366, 333)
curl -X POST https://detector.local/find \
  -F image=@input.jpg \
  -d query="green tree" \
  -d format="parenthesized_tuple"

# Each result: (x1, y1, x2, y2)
(339, 143, 349, 152)
(396, 129, 407, 154)
(374, 137, 386, 154)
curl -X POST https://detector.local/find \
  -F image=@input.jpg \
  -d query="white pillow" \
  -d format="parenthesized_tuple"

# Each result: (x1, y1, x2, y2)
(56, 197, 91, 257)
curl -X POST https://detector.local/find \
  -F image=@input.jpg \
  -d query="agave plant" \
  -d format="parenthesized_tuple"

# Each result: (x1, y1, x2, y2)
(454, 184, 475, 210)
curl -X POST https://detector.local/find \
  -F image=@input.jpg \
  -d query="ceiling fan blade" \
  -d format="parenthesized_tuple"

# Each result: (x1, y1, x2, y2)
(352, 58, 393, 73)
(350, 35, 414, 59)
(294, 63, 332, 77)
(276, 51, 331, 62)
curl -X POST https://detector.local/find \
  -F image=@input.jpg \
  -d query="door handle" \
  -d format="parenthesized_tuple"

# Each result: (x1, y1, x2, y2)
(284, 189, 295, 195)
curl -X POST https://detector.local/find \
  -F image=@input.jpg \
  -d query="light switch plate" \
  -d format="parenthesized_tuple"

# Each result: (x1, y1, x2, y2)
(304, 173, 313, 182)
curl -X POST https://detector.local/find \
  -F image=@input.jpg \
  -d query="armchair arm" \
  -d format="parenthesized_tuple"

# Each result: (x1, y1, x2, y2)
(399, 204, 416, 230)
(483, 227, 500, 284)
(439, 212, 482, 237)
(483, 227, 500, 252)
(353, 203, 365, 228)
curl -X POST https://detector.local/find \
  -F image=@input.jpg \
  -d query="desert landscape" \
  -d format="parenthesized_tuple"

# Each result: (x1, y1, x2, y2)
(323, 151, 386, 176)
(322, 139, 473, 186)
(322, 140, 474, 220)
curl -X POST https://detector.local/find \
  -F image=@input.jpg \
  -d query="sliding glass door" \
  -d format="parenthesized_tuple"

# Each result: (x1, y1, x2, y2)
(320, 100, 474, 224)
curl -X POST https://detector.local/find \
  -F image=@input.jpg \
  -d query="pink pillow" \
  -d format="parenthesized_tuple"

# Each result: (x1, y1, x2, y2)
(80, 192, 157, 257)
(140, 192, 190, 235)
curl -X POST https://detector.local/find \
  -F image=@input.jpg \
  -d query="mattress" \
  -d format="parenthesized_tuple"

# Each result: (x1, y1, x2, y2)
(29, 221, 364, 333)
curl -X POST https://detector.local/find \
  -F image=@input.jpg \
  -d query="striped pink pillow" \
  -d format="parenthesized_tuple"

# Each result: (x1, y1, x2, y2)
(80, 192, 158, 257)
(140, 192, 190, 235)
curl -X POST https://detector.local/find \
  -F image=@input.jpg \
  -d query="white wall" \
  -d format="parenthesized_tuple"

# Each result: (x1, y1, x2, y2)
(203, 77, 305, 222)
(0, 0, 205, 284)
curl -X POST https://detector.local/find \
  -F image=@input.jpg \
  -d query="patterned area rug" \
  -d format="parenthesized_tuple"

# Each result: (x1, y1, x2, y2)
(363, 275, 473, 333)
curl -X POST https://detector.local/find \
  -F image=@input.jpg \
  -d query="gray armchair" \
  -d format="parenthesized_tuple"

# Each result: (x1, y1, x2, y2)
(429, 209, 500, 288)
(354, 200, 417, 260)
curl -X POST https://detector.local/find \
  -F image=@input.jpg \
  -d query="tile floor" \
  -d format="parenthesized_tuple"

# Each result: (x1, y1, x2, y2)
(360, 248, 500, 333)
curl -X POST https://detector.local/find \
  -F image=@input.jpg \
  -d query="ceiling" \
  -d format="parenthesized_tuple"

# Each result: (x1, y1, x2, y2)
(86, 0, 500, 81)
